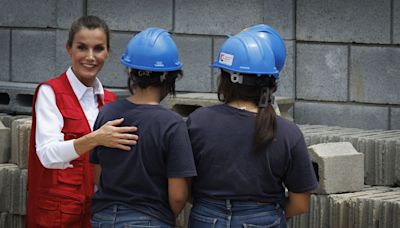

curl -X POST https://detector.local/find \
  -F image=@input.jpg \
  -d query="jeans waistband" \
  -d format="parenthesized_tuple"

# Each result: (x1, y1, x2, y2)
(194, 198, 279, 209)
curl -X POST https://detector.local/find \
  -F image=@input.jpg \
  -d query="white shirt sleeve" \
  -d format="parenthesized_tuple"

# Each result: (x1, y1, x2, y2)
(35, 85, 80, 169)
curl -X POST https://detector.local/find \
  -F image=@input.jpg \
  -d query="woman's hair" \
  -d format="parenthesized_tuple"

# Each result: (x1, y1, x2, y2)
(67, 15, 110, 50)
(127, 69, 183, 98)
(217, 69, 277, 153)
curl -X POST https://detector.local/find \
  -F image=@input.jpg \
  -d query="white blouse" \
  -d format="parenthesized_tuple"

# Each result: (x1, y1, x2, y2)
(35, 67, 105, 169)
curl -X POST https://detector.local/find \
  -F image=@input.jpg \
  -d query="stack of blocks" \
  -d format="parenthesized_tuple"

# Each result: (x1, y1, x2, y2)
(0, 115, 30, 227)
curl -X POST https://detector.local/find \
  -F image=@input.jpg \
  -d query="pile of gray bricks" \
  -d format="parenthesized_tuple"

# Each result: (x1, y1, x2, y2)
(288, 186, 400, 228)
(0, 115, 30, 228)
(287, 125, 400, 228)
(299, 125, 400, 186)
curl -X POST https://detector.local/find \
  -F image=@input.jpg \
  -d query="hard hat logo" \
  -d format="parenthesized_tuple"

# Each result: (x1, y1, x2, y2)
(219, 52, 234, 66)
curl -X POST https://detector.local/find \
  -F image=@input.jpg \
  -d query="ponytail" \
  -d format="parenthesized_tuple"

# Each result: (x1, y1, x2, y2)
(254, 101, 277, 153)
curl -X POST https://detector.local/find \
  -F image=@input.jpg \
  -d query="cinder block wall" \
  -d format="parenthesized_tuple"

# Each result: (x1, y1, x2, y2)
(0, 0, 399, 130)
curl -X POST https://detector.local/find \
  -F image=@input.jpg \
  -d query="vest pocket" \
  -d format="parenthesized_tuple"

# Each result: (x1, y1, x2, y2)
(36, 194, 84, 227)
(58, 166, 84, 188)
(60, 198, 84, 226)
(36, 195, 60, 227)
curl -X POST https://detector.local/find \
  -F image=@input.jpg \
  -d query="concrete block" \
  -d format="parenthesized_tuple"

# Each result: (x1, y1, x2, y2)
(309, 142, 364, 194)
(55, 29, 71, 74)
(175, 0, 263, 35)
(275, 40, 295, 98)
(0, 29, 10, 81)
(11, 118, 32, 169)
(0, 82, 37, 114)
(56, 0, 84, 29)
(296, 0, 391, 44)
(396, 141, 400, 186)
(163, 93, 294, 120)
(11, 30, 56, 83)
(212, 37, 227, 92)
(0, 164, 19, 212)
(394, 0, 400, 44)
(263, 0, 295, 40)
(87, 0, 172, 31)
(97, 32, 135, 88)
(175, 35, 213, 92)
(350, 46, 400, 104)
(296, 43, 348, 101)
(294, 101, 389, 130)
(0, 122, 10, 163)
(0, 115, 31, 129)
(0, 0, 56, 28)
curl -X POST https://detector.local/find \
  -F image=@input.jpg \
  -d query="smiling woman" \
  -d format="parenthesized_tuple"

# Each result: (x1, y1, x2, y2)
(26, 16, 138, 228)
(67, 28, 109, 86)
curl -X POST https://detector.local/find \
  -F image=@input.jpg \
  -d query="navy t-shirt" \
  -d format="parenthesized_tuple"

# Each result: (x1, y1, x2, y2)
(187, 104, 318, 204)
(90, 99, 197, 225)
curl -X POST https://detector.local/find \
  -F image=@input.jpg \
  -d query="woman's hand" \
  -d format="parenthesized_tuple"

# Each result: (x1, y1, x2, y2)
(74, 118, 138, 155)
(93, 118, 138, 150)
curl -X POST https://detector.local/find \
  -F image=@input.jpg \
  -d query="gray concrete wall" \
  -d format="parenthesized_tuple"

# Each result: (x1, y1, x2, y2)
(0, 0, 399, 129)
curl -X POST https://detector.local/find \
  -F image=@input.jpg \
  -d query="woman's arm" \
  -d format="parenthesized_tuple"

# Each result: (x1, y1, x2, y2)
(168, 177, 190, 216)
(284, 192, 311, 218)
(35, 85, 138, 169)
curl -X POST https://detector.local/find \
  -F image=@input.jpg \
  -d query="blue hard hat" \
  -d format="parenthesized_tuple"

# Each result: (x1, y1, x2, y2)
(121, 27, 182, 72)
(212, 32, 278, 76)
(244, 24, 286, 73)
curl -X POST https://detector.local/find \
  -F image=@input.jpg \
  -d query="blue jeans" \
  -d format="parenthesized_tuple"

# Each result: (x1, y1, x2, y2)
(188, 198, 287, 228)
(91, 205, 172, 228)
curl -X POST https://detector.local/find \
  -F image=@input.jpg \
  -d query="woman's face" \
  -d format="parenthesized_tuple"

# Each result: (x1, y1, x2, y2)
(66, 28, 109, 86)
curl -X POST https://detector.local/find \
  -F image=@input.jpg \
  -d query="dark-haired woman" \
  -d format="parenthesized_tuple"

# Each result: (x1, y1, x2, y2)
(89, 27, 197, 228)
(187, 26, 318, 228)
(27, 16, 138, 227)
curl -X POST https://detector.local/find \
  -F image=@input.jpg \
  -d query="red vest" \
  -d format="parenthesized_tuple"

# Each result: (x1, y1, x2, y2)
(26, 73, 116, 228)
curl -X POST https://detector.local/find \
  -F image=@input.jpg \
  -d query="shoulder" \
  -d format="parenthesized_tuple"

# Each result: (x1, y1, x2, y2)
(276, 117, 304, 142)
(189, 104, 223, 119)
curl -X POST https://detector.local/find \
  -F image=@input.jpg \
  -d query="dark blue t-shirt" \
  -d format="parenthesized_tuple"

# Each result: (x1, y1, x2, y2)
(90, 99, 197, 225)
(187, 104, 318, 203)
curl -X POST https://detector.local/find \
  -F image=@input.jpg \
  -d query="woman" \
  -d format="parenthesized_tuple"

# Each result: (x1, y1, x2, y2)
(90, 27, 197, 228)
(27, 16, 138, 228)
(187, 27, 318, 227)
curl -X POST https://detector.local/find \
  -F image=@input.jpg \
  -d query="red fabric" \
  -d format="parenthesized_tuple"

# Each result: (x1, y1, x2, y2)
(26, 72, 116, 228)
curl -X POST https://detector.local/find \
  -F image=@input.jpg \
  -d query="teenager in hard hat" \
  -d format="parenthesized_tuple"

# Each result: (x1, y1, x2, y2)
(89, 27, 197, 228)
(27, 15, 138, 228)
(187, 27, 318, 228)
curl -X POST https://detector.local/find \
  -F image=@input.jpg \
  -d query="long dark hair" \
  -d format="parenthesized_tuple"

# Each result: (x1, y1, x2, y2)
(217, 69, 277, 153)
(127, 69, 183, 99)
(67, 15, 110, 50)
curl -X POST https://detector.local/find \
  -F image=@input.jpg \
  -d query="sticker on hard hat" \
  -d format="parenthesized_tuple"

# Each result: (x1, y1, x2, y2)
(219, 52, 234, 66)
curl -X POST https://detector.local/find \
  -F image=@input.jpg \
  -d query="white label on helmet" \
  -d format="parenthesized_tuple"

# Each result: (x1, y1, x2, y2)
(154, 61, 164, 67)
(219, 52, 234, 66)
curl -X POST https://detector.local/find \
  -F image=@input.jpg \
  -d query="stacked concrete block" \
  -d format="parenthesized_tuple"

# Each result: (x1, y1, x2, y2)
(295, 102, 389, 130)
(10, 118, 31, 169)
(299, 124, 400, 186)
(309, 142, 364, 194)
(0, 122, 10, 163)
(163, 92, 295, 120)
(0, 82, 36, 114)
(0, 164, 19, 212)
(0, 212, 25, 228)
(288, 186, 400, 228)
(0, 166, 27, 227)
